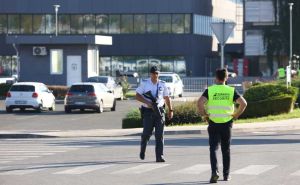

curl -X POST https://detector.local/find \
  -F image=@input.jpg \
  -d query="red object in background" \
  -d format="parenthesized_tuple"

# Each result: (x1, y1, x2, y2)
(243, 58, 249, 76)
(0, 66, 3, 74)
(233, 58, 238, 75)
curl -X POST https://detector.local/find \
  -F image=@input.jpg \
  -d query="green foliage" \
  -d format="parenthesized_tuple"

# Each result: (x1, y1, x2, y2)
(240, 96, 294, 118)
(47, 85, 68, 99)
(243, 83, 298, 102)
(122, 108, 142, 129)
(168, 101, 202, 126)
(0, 83, 12, 97)
(118, 76, 131, 97)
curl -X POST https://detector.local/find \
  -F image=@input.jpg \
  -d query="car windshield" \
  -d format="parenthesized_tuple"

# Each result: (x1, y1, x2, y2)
(159, 76, 173, 83)
(69, 85, 94, 93)
(10, 85, 35, 92)
(87, 77, 108, 83)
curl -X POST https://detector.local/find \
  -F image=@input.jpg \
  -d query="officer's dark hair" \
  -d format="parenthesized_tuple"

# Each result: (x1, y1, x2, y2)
(215, 68, 228, 81)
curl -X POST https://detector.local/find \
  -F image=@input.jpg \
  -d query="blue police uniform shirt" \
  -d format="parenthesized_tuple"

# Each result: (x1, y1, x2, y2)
(136, 78, 169, 108)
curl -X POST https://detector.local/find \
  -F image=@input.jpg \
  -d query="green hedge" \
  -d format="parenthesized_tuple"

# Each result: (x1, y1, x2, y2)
(240, 96, 294, 118)
(0, 83, 12, 98)
(122, 101, 203, 129)
(47, 85, 68, 99)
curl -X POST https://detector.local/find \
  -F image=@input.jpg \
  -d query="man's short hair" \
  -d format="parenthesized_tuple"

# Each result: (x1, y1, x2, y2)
(216, 68, 228, 81)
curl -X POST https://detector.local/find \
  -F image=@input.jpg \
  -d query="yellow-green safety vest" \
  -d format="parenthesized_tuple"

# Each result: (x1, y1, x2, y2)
(207, 85, 235, 123)
(278, 68, 285, 78)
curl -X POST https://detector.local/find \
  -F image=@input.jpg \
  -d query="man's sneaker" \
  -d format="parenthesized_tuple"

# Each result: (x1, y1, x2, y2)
(156, 156, 165, 162)
(139, 152, 145, 160)
(209, 174, 219, 183)
(224, 175, 231, 181)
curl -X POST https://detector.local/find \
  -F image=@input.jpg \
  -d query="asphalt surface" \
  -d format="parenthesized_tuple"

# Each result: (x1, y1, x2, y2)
(0, 131, 299, 185)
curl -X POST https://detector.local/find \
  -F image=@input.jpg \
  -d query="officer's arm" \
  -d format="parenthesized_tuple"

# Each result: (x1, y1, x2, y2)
(198, 96, 209, 120)
(136, 93, 152, 108)
(233, 96, 247, 119)
(164, 96, 173, 119)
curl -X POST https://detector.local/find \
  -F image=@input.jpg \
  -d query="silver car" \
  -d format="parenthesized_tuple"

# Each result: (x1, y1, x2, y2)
(64, 83, 116, 113)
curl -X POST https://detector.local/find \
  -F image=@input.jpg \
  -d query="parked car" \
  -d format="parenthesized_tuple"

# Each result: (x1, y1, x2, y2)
(5, 82, 55, 113)
(158, 72, 184, 98)
(86, 76, 124, 100)
(64, 82, 116, 113)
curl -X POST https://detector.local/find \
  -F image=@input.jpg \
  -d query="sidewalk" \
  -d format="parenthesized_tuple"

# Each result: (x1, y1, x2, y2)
(0, 118, 300, 138)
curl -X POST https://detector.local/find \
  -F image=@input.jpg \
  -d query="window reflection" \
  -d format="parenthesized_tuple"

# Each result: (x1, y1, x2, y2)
(70, 15, 83, 34)
(59, 14, 70, 34)
(134, 15, 145, 33)
(112, 56, 123, 76)
(33, 15, 45, 34)
(109, 15, 120, 34)
(21, 15, 32, 34)
(84, 14, 95, 34)
(121, 15, 133, 33)
(159, 14, 171, 33)
(45, 14, 55, 34)
(8, 14, 20, 34)
(0, 56, 18, 77)
(96, 14, 108, 34)
(0, 15, 7, 33)
(99, 57, 111, 76)
(172, 14, 184, 33)
(146, 14, 159, 33)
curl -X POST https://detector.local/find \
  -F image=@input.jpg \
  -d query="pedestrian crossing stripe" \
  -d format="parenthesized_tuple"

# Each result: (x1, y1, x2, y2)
(112, 164, 170, 174)
(0, 169, 44, 175)
(54, 164, 115, 174)
(232, 165, 278, 175)
(172, 164, 210, 174)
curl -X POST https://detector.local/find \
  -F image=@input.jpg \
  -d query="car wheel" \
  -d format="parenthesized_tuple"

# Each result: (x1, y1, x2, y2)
(36, 104, 42, 113)
(96, 100, 104, 113)
(64, 106, 71, 113)
(179, 93, 183, 98)
(111, 99, 116, 111)
(49, 102, 55, 111)
(6, 107, 12, 113)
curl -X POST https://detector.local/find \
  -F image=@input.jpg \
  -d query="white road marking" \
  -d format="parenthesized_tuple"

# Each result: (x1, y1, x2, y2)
(252, 132, 277, 134)
(172, 164, 211, 174)
(291, 170, 300, 176)
(15, 116, 38, 120)
(232, 165, 277, 175)
(0, 161, 11, 164)
(0, 168, 44, 175)
(113, 164, 169, 174)
(54, 164, 114, 175)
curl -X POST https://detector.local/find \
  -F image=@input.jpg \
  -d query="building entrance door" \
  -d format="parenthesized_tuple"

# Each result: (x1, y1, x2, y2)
(67, 56, 82, 86)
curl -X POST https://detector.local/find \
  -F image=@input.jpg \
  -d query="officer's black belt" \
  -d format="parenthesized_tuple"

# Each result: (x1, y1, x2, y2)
(142, 107, 163, 112)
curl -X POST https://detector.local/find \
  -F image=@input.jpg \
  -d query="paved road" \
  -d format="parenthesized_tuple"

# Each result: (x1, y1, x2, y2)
(0, 94, 199, 131)
(0, 131, 299, 185)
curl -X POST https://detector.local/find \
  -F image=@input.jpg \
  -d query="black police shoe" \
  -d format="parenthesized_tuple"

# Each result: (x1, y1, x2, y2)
(209, 174, 219, 183)
(139, 152, 145, 160)
(224, 175, 231, 181)
(156, 156, 165, 162)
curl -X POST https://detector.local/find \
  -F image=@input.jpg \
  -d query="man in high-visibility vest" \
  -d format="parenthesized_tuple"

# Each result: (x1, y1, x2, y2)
(198, 69, 247, 183)
(277, 68, 285, 79)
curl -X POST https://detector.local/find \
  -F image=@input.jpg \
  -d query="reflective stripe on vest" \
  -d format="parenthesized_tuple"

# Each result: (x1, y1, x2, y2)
(207, 85, 234, 123)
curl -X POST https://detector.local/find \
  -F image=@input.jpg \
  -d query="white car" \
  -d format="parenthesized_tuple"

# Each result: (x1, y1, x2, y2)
(5, 82, 56, 113)
(159, 72, 184, 98)
(86, 76, 124, 100)
(64, 83, 116, 113)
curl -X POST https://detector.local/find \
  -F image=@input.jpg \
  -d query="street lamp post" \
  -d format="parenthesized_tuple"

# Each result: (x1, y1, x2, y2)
(53, 5, 60, 36)
(287, 3, 293, 87)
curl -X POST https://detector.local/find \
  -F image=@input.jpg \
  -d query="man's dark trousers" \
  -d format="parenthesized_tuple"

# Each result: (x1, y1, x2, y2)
(140, 108, 165, 159)
(208, 121, 232, 177)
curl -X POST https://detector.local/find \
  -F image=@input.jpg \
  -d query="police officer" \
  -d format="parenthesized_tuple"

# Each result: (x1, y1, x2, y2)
(198, 69, 247, 183)
(136, 66, 173, 162)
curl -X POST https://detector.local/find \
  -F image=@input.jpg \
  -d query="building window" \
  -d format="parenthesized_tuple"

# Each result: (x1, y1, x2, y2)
(50, 49, 63, 74)
(33, 15, 45, 34)
(172, 14, 185, 33)
(184, 14, 191, 33)
(134, 14, 146, 33)
(8, 14, 20, 34)
(70, 15, 84, 34)
(99, 57, 111, 76)
(0, 15, 7, 34)
(121, 15, 133, 33)
(45, 14, 55, 34)
(96, 14, 108, 34)
(20, 15, 32, 34)
(109, 15, 120, 34)
(84, 14, 95, 34)
(59, 14, 70, 34)
(146, 14, 159, 33)
(0, 56, 17, 77)
(159, 14, 172, 33)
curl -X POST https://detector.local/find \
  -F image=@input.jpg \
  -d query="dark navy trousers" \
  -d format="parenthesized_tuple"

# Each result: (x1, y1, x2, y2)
(208, 120, 232, 176)
(140, 108, 165, 159)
